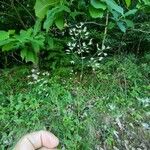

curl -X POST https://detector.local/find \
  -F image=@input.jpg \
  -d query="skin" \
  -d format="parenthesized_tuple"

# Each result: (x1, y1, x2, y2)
(14, 130, 59, 150)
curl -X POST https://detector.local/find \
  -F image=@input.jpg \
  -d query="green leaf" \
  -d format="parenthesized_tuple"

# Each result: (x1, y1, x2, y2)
(105, 0, 124, 15)
(117, 21, 126, 32)
(125, 0, 131, 7)
(2, 42, 16, 51)
(34, 0, 60, 19)
(124, 19, 134, 28)
(33, 19, 42, 36)
(108, 22, 115, 29)
(44, 5, 70, 32)
(55, 14, 64, 30)
(47, 36, 54, 50)
(124, 9, 137, 17)
(0, 31, 9, 41)
(91, 0, 106, 10)
(21, 48, 37, 63)
(70, 11, 83, 20)
(89, 5, 104, 18)
(8, 30, 15, 35)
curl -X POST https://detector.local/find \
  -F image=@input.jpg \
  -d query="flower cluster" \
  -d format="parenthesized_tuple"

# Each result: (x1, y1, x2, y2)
(27, 69, 50, 96)
(66, 22, 109, 70)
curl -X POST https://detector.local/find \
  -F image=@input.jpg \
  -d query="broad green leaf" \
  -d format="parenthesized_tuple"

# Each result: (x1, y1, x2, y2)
(108, 22, 115, 29)
(105, 0, 124, 15)
(0, 31, 9, 41)
(117, 21, 126, 32)
(124, 9, 137, 16)
(91, 0, 107, 10)
(8, 30, 15, 35)
(47, 36, 54, 49)
(0, 38, 16, 47)
(21, 48, 37, 63)
(33, 19, 42, 36)
(124, 19, 134, 28)
(125, 0, 131, 7)
(44, 5, 70, 32)
(55, 14, 64, 30)
(89, 5, 104, 18)
(2, 42, 16, 51)
(34, 0, 60, 19)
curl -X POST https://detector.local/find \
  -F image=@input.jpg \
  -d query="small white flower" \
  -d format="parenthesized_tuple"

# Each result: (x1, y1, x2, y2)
(99, 57, 103, 61)
(32, 74, 38, 80)
(70, 60, 75, 64)
(71, 37, 76, 41)
(83, 27, 87, 32)
(81, 57, 85, 59)
(31, 69, 35, 73)
(106, 46, 111, 49)
(69, 47, 74, 50)
(82, 42, 86, 47)
(72, 43, 76, 47)
(78, 30, 82, 33)
(98, 52, 102, 56)
(66, 49, 70, 52)
(104, 53, 107, 56)
(90, 57, 94, 60)
(88, 39, 93, 45)
(67, 42, 71, 47)
(96, 44, 101, 51)
(80, 22, 84, 26)
(75, 33, 79, 36)
(141, 123, 150, 130)
(102, 45, 106, 50)
(85, 32, 89, 36)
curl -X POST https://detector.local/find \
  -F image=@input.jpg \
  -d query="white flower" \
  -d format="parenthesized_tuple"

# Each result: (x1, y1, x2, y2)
(98, 52, 102, 56)
(102, 45, 106, 50)
(82, 42, 86, 47)
(85, 32, 89, 36)
(90, 57, 94, 60)
(32, 74, 38, 80)
(141, 123, 150, 130)
(78, 30, 82, 33)
(31, 69, 35, 73)
(67, 42, 71, 46)
(106, 46, 111, 49)
(99, 57, 103, 61)
(70, 61, 75, 64)
(72, 43, 76, 47)
(69, 30, 73, 35)
(83, 27, 87, 32)
(75, 32, 79, 36)
(109, 104, 116, 110)
(69, 47, 74, 50)
(104, 53, 107, 56)
(66, 49, 70, 52)
(81, 57, 85, 59)
(88, 39, 93, 45)
(96, 44, 101, 51)
(80, 22, 84, 27)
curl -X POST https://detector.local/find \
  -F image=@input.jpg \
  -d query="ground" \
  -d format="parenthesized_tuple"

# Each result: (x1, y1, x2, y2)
(0, 54, 149, 150)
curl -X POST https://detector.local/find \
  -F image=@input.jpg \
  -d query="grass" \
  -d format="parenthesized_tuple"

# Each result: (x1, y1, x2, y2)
(0, 54, 149, 150)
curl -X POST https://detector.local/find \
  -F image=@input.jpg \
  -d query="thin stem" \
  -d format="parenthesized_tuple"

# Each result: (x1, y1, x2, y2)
(16, 0, 36, 22)
(0, 1, 11, 7)
(0, 12, 16, 18)
(11, 0, 27, 29)
(101, 12, 109, 50)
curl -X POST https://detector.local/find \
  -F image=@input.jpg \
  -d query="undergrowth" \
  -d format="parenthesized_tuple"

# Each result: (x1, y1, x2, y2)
(0, 54, 149, 150)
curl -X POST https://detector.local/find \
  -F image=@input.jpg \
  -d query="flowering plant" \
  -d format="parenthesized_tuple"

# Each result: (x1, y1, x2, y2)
(66, 22, 109, 71)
